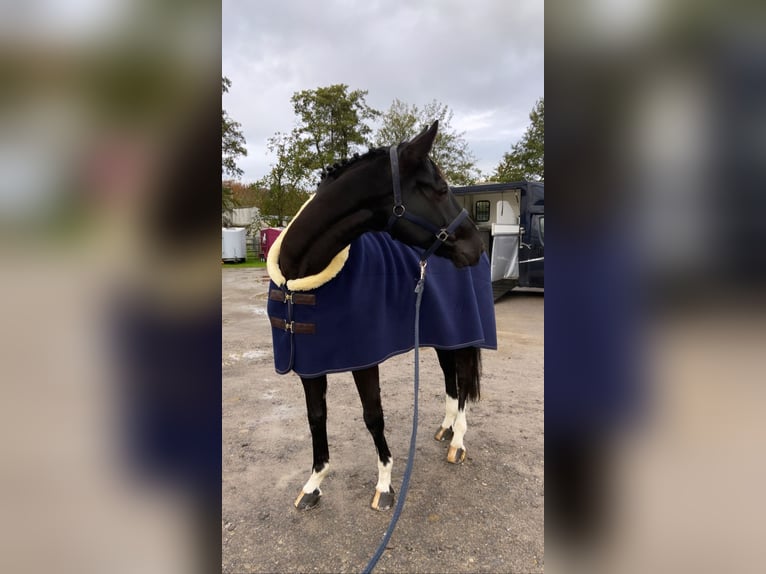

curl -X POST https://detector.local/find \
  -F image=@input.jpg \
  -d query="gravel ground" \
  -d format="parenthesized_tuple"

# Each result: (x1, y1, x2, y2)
(222, 267, 543, 573)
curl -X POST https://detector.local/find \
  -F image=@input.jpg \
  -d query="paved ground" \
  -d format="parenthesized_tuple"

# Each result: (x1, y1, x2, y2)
(222, 267, 544, 573)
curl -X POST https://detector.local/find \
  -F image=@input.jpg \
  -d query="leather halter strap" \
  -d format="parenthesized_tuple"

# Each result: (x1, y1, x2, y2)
(386, 145, 470, 262)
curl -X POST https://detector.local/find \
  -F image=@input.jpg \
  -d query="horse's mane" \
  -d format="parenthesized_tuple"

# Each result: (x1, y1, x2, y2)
(316, 146, 389, 189)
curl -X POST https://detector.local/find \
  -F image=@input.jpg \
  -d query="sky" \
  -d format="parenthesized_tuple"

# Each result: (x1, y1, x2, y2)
(222, 0, 543, 184)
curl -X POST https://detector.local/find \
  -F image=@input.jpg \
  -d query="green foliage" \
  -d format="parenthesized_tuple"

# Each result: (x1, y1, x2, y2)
(290, 84, 380, 172)
(256, 131, 312, 225)
(257, 84, 379, 224)
(222, 76, 247, 180)
(228, 181, 263, 208)
(222, 184, 237, 224)
(374, 98, 419, 145)
(222, 77, 248, 223)
(494, 98, 544, 182)
(374, 99, 479, 185)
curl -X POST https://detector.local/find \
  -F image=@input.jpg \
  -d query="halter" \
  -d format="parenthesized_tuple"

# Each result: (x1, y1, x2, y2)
(386, 145, 470, 262)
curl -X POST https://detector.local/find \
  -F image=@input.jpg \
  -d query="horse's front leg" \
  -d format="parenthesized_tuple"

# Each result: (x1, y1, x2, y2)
(353, 366, 395, 511)
(295, 375, 330, 510)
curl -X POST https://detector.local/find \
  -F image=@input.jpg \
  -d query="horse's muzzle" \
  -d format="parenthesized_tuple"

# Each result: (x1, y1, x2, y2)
(442, 237, 483, 268)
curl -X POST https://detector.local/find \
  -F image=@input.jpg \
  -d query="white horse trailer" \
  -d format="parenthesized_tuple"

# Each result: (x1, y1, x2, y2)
(222, 227, 247, 263)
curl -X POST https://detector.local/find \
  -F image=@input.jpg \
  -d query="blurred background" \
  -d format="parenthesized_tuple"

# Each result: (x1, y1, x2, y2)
(0, 2, 220, 573)
(546, 1, 766, 573)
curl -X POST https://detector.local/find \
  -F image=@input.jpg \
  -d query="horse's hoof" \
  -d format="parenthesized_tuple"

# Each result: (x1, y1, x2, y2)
(447, 446, 466, 464)
(370, 487, 395, 511)
(294, 488, 321, 510)
(434, 426, 454, 442)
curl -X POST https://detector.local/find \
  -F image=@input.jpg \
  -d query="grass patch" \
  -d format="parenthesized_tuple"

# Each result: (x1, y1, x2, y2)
(222, 249, 266, 268)
(222, 259, 267, 268)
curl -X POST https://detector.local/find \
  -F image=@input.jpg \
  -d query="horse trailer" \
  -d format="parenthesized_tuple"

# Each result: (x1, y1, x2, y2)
(452, 181, 544, 300)
(259, 227, 283, 262)
(222, 227, 247, 262)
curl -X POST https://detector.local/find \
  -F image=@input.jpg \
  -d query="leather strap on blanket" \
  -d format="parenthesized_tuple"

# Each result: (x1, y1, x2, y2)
(269, 316, 316, 334)
(268, 289, 316, 306)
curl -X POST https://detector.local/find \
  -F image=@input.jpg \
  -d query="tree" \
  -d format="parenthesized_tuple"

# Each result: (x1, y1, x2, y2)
(222, 77, 248, 178)
(291, 84, 380, 172)
(222, 77, 247, 221)
(228, 181, 264, 208)
(256, 84, 379, 225)
(257, 131, 312, 226)
(374, 98, 419, 145)
(374, 99, 480, 185)
(494, 98, 544, 182)
(222, 186, 237, 224)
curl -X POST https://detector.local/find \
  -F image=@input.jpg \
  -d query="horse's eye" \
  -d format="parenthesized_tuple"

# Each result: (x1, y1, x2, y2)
(414, 180, 431, 194)
(416, 178, 448, 195)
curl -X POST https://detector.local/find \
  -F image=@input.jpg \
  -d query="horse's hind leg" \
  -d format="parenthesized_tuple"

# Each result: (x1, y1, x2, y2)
(435, 347, 481, 464)
(295, 375, 330, 510)
(434, 348, 458, 444)
(353, 366, 395, 511)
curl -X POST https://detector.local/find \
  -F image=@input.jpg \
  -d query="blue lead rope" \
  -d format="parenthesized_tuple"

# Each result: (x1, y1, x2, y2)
(361, 260, 428, 574)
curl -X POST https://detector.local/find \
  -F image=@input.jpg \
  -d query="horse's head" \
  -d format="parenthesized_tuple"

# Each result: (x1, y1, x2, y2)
(380, 121, 484, 267)
(292, 121, 483, 278)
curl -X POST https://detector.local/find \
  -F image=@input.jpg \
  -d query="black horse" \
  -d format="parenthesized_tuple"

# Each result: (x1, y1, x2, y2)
(266, 122, 496, 511)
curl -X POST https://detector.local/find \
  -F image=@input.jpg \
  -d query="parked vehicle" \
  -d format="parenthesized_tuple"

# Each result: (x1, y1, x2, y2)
(451, 181, 544, 300)
(259, 227, 283, 262)
(222, 227, 247, 263)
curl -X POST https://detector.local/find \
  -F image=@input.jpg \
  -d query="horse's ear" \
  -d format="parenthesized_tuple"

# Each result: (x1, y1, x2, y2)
(401, 120, 438, 166)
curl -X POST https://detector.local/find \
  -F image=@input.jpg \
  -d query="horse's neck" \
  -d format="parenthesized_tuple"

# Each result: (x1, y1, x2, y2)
(278, 193, 376, 280)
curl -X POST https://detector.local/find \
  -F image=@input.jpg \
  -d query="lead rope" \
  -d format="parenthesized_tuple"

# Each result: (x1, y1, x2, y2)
(361, 260, 428, 574)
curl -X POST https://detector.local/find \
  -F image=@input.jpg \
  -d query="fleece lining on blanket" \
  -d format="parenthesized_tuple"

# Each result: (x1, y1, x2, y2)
(265, 195, 350, 292)
(267, 231, 497, 378)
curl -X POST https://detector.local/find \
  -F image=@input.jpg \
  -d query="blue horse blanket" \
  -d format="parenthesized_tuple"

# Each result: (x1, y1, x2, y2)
(267, 232, 497, 378)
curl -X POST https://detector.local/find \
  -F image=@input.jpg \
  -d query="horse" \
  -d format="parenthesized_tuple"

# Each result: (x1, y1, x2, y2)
(265, 121, 497, 511)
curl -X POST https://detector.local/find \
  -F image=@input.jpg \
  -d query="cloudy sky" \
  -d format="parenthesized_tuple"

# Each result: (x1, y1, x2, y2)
(222, 0, 543, 184)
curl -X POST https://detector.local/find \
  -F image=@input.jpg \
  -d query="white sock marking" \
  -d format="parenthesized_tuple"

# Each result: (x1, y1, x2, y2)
(375, 458, 393, 493)
(440, 396, 459, 430)
(302, 462, 330, 494)
(451, 409, 467, 450)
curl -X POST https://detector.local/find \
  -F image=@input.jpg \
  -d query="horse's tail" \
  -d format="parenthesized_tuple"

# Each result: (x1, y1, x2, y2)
(464, 347, 482, 402)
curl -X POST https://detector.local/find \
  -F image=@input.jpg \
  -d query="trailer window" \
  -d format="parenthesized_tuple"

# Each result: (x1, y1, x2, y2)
(474, 200, 490, 222)
(538, 216, 544, 245)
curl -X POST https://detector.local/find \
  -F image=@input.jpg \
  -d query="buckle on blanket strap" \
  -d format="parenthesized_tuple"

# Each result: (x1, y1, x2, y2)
(269, 316, 316, 334)
(269, 289, 316, 305)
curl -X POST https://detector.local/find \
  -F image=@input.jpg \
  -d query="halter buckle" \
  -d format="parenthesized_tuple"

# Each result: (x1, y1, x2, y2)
(436, 229, 450, 242)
